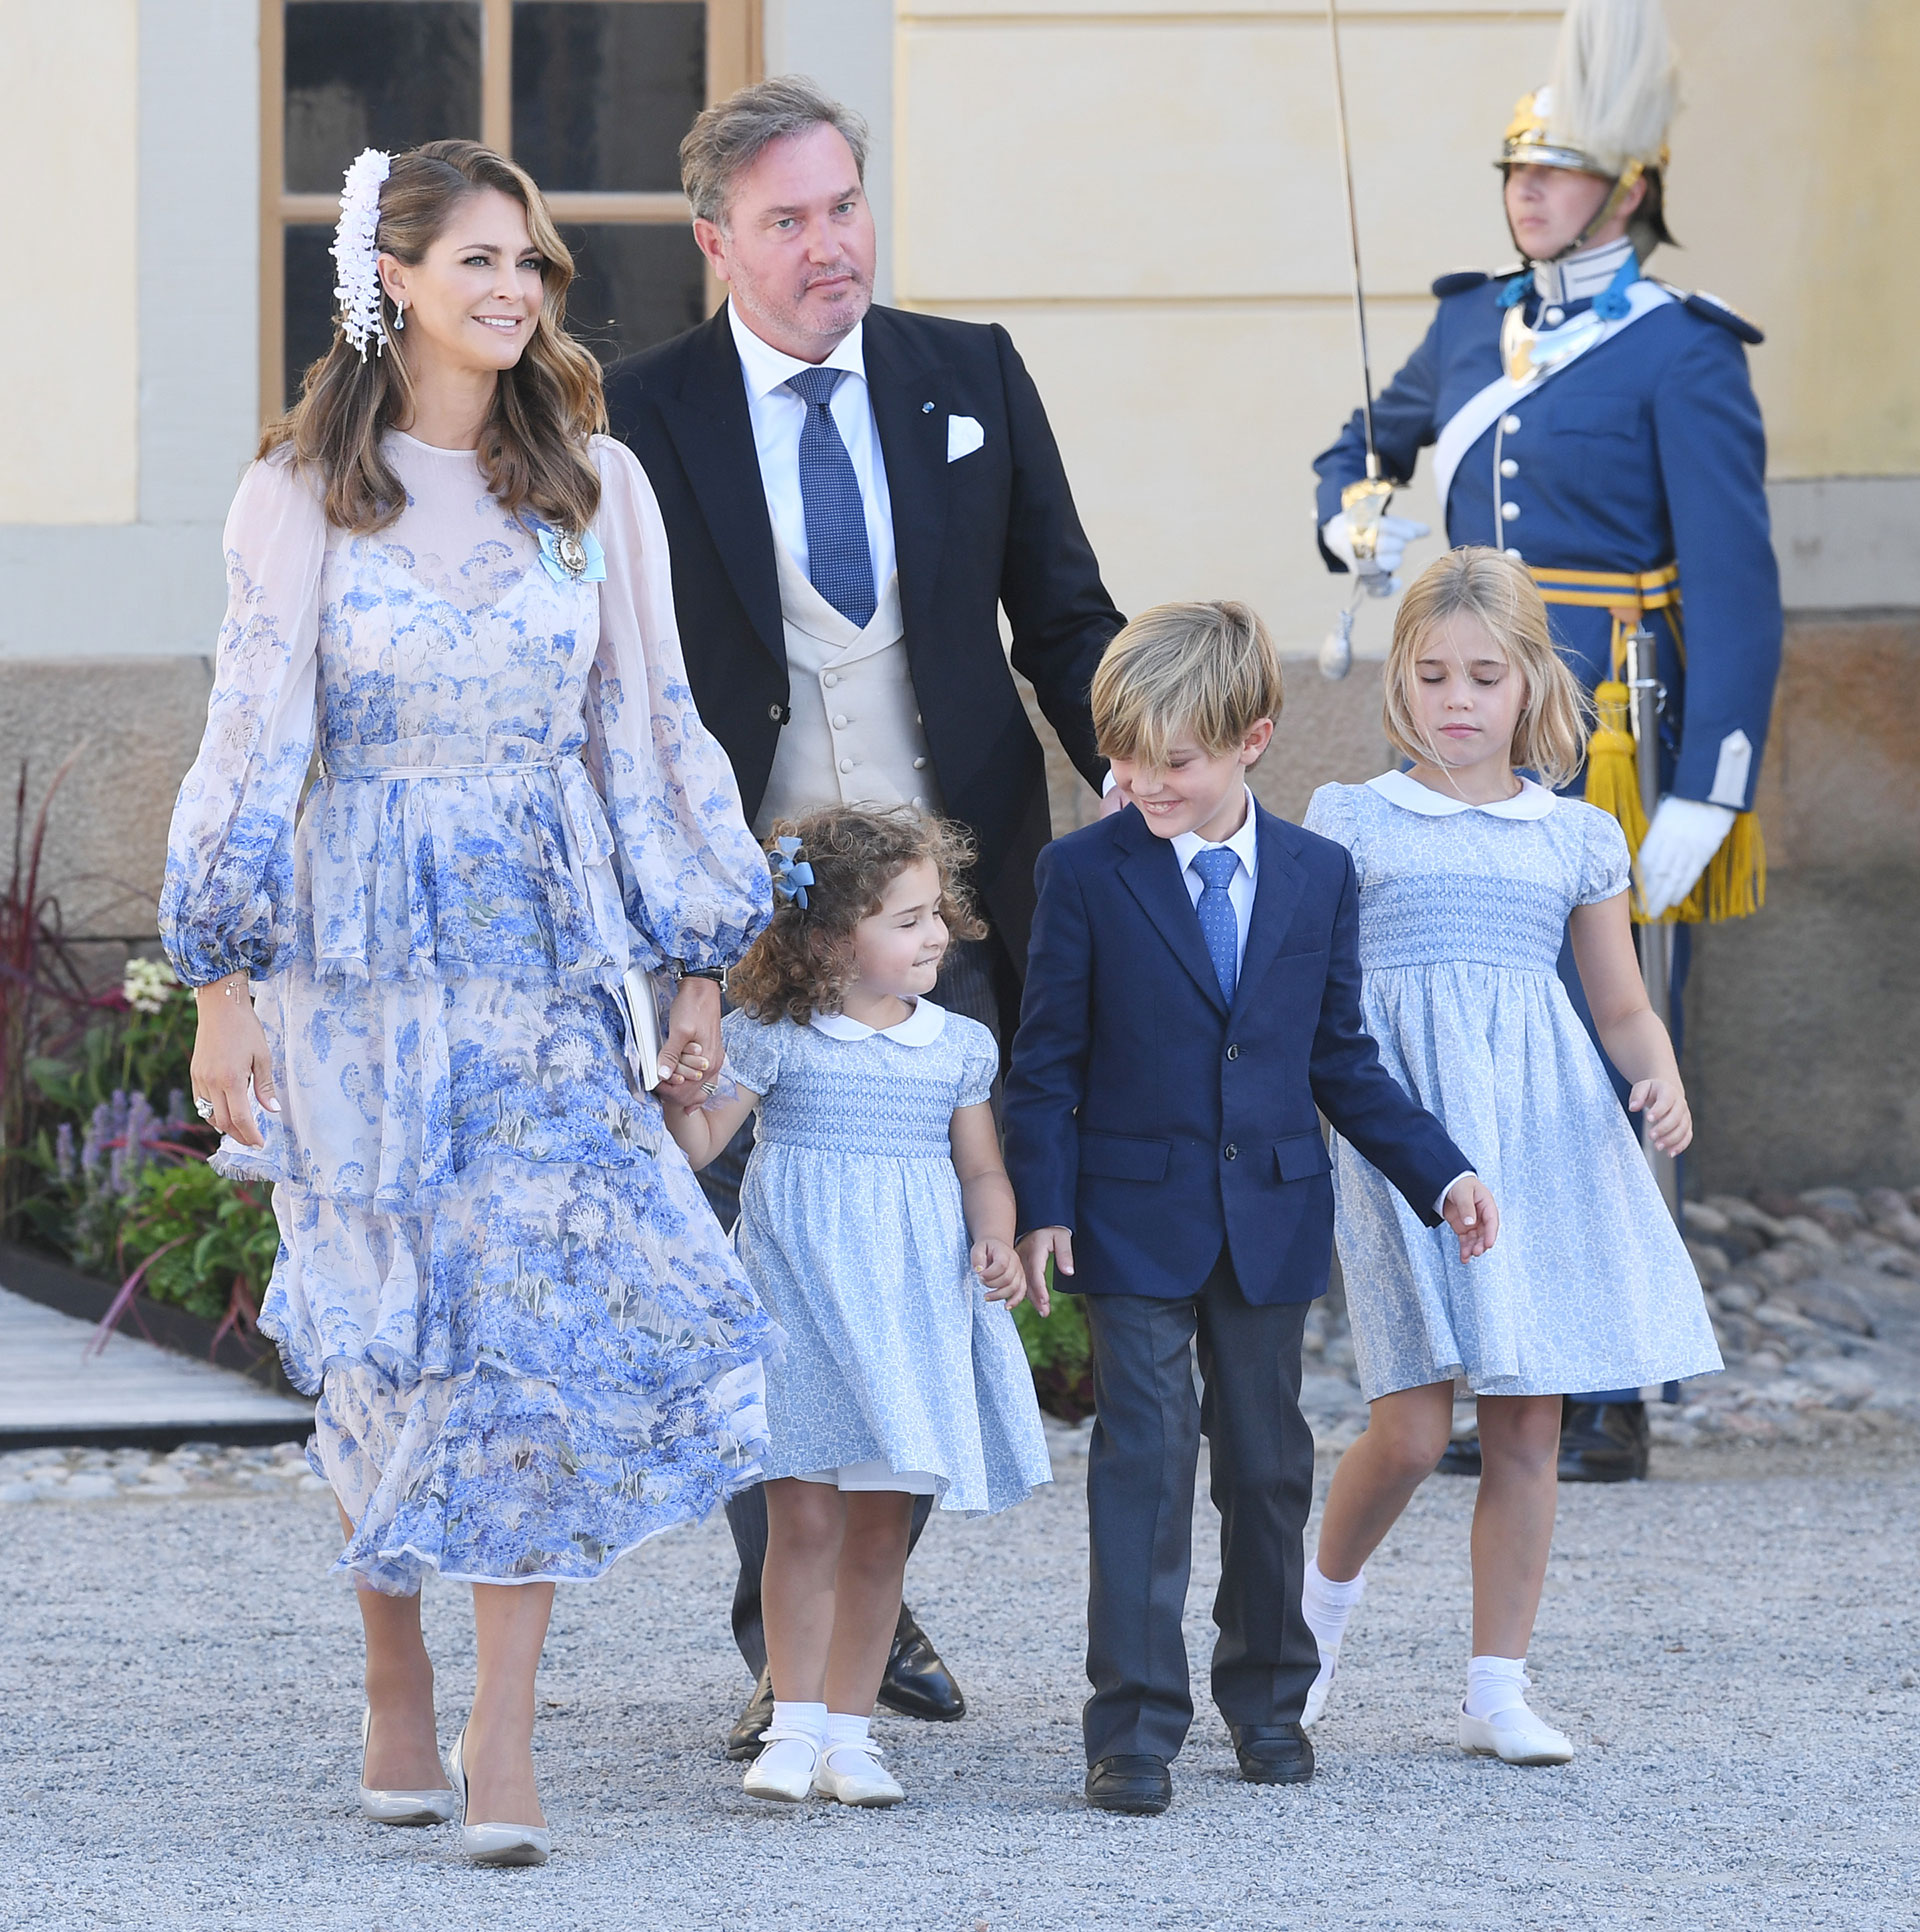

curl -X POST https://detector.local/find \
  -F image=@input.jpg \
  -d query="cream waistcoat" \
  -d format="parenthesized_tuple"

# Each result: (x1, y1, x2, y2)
(754, 543, 945, 838)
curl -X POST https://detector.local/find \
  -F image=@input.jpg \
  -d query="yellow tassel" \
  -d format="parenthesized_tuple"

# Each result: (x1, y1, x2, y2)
(1582, 683, 1767, 925)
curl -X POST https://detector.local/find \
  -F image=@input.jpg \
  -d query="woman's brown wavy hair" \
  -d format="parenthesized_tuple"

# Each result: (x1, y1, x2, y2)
(260, 140, 606, 535)
(730, 805, 988, 1027)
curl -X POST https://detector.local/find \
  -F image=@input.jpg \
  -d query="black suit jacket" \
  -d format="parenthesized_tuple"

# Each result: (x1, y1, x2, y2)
(603, 304, 1123, 1001)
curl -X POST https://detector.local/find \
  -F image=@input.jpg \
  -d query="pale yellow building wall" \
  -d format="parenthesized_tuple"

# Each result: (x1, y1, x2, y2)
(0, 0, 140, 524)
(895, 0, 1918, 651)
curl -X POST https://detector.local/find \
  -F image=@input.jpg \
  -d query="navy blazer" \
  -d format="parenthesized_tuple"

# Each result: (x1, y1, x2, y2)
(1003, 801, 1471, 1305)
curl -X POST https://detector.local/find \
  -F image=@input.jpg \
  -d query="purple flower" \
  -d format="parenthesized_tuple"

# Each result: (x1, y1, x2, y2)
(55, 1122, 75, 1184)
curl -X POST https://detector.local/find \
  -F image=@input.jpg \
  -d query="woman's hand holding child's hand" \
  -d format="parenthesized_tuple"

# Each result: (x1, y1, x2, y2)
(1628, 1077, 1692, 1155)
(973, 1237, 1029, 1306)
(1442, 1176, 1500, 1263)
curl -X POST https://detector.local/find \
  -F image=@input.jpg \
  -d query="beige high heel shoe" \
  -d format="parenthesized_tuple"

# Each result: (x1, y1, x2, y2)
(358, 1708, 459, 1825)
(446, 1723, 551, 1867)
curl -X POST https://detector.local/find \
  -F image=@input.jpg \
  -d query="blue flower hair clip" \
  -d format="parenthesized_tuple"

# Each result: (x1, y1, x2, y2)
(770, 836, 815, 909)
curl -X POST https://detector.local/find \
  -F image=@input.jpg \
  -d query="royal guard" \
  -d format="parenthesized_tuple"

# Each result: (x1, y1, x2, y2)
(1312, 0, 1781, 1480)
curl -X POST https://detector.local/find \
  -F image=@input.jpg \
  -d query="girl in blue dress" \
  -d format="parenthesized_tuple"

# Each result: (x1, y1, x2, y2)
(663, 805, 1052, 1809)
(1298, 548, 1719, 1765)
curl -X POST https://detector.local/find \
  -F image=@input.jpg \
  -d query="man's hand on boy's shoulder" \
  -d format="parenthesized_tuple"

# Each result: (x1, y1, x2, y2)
(1441, 1176, 1499, 1263)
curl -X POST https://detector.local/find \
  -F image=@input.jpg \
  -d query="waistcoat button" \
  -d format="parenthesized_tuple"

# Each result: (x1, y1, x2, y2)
(823, 672, 839, 688)
(839, 757, 853, 774)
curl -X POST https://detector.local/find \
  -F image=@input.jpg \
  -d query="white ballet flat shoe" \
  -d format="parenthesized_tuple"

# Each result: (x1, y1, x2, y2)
(359, 1707, 459, 1825)
(1458, 1702, 1574, 1766)
(446, 1724, 551, 1866)
(1301, 1649, 1339, 1729)
(812, 1739, 905, 1808)
(742, 1728, 821, 1803)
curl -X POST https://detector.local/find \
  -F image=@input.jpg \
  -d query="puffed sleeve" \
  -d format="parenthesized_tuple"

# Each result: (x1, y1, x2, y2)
(583, 436, 772, 973)
(158, 454, 324, 987)
(1576, 803, 1633, 906)
(1303, 782, 1364, 873)
(953, 1016, 999, 1109)
(720, 1006, 784, 1099)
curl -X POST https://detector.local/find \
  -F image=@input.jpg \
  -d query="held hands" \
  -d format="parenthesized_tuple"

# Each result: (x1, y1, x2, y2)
(190, 976, 279, 1150)
(1628, 1076, 1693, 1155)
(1014, 1228, 1067, 1318)
(656, 975, 724, 1106)
(973, 1236, 1031, 1307)
(1442, 1175, 1500, 1263)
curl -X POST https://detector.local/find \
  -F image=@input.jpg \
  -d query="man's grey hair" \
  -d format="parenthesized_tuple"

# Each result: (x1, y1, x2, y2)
(680, 75, 869, 228)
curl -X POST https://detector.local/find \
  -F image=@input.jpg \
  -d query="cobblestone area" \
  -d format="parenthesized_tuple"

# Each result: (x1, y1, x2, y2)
(0, 1438, 328, 1505)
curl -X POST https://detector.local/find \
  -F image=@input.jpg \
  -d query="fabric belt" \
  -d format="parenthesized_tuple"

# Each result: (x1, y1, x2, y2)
(1529, 561, 1684, 674)
(323, 733, 564, 781)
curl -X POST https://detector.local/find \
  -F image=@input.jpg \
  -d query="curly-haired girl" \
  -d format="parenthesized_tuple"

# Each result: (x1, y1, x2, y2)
(662, 804, 1052, 1809)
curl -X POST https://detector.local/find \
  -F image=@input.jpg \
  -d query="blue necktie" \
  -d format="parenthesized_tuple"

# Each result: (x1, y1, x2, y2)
(1190, 847, 1240, 1004)
(784, 367, 877, 628)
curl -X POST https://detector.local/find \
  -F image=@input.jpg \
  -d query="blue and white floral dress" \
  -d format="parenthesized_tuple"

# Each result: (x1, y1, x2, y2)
(160, 430, 777, 1593)
(1303, 771, 1721, 1402)
(721, 1000, 1051, 1516)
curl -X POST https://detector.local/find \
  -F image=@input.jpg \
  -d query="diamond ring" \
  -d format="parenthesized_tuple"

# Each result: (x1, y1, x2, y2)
(700, 1082, 719, 1098)
(192, 1096, 215, 1121)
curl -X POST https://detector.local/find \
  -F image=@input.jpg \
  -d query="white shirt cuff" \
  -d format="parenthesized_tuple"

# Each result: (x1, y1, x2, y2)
(1434, 1171, 1475, 1217)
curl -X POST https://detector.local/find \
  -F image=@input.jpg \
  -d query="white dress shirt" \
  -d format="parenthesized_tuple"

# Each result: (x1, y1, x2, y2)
(1174, 783, 1472, 1218)
(1170, 788, 1259, 976)
(728, 300, 897, 588)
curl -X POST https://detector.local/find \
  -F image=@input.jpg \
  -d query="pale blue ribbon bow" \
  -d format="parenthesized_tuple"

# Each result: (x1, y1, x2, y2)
(529, 518, 607, 585)
(769, 836, 815, 909)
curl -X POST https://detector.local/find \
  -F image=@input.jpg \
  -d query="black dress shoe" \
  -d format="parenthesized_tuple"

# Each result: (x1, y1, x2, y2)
(1435, 1434, 1483, 1477)
(725, 1665, 774, 1762)
(1229, 1723, 1315, 1785)
(1557, 1399, 1650, 1483)
(874, 1615, 967, 1722)
(1085, 1754, 1172, 1815)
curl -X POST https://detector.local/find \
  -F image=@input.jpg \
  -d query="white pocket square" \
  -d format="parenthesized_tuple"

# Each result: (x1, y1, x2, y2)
(947, 414, 985, 462)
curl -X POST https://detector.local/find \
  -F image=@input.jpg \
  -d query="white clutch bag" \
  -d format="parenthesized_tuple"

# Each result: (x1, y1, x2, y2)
(618, 965, 665, 1091)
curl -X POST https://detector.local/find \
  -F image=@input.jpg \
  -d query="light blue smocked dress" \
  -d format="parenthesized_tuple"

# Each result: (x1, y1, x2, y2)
(1303, 772, 1722, 1401)
(721, 1001, 1052, 1516)
(160, 431, 777, 1593)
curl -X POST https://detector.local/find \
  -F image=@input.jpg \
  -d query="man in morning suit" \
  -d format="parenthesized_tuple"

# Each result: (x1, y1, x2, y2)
(1006, 604, 1496, 1816)
(603, 75, 1123, 1757)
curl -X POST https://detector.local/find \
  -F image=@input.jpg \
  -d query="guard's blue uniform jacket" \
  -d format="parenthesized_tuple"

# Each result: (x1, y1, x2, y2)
(1313, 266, 1782, 810)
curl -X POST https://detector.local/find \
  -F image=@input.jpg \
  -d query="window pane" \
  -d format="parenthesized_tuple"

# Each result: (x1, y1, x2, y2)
(285, 2, 482, 193)
(285, 225, 342, 406)
(513, 2, 705, 193)
(561, 224, 708, 365)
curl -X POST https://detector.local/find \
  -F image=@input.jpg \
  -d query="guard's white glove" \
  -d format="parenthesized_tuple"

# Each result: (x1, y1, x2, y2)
(1637, 796, 1736, 917)
(1320, 512, 1431, 589)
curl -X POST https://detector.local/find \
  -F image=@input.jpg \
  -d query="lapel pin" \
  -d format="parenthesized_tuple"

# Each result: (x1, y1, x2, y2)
(922, 401, 935, 413)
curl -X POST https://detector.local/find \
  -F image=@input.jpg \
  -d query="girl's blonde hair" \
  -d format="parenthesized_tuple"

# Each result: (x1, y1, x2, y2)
(260, 140, 607, 536)
(729, 805, 987, 1027)
(1384, 548, 1591, 789)
(1091, 600, 1284, 770)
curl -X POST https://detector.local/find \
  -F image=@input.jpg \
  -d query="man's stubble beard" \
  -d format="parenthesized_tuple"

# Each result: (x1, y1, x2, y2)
(734, 260, 873, 355)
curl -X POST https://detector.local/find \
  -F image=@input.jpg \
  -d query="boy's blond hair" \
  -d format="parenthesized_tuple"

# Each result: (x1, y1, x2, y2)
(1384, 548, 1591, 790)
(1091, 600, 1285, 770)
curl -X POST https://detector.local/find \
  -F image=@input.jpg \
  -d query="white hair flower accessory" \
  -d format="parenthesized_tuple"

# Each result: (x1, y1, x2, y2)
(332, 147, 392, 359)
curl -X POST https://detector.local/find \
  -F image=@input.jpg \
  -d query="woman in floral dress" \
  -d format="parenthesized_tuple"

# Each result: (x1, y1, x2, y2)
(160, 141, 774, 1863)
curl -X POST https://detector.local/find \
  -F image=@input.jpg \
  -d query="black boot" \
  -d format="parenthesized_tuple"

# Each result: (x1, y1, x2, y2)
(1556, 1399, 1650, 1482)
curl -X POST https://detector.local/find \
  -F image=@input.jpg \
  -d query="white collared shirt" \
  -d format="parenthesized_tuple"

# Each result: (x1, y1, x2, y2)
(1169, 788, 1259, 976)
(1366, 769, 1559, 820)
(808, 997, 947, 1047)
(728, 300, 897, 589)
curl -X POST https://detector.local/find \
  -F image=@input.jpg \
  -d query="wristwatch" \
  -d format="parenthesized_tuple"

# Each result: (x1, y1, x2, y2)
(674, 961, 728, 993)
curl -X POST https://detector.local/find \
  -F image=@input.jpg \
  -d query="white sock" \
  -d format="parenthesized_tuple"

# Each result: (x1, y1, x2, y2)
(1302, 1556, 1367, 1656)
(769, 1699, 828, 1742)
(1463, 1654, 1530, 1720)
(824, 1712, 873, 1755)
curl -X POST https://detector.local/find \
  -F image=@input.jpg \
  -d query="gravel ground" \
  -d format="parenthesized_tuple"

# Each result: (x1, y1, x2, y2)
(3, 1422, 1917, 1932)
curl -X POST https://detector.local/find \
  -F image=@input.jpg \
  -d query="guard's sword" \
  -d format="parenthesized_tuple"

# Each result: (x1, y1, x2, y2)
(1319, 0, 1396, 681)
(1625, 621, 1680, 1220)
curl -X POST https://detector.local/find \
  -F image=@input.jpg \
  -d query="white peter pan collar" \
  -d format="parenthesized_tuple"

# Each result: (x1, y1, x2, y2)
(809, 997, 948, 1047)
(1367, 769, 1558, 820)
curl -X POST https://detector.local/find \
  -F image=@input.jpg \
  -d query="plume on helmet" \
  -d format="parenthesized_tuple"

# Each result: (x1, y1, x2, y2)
(1547, 0, 1678, 174)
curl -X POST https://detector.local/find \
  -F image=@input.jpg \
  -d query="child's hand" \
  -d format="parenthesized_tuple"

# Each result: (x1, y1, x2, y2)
(1442, 1176, 1499, 1262)
(1628, 1077, 1692, 1155)
(973, 1237, 1027, 1305)
(1014, 1229, 1068, 1317)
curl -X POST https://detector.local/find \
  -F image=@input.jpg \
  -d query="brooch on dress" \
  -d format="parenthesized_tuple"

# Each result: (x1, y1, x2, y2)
(528, 518, 607, 585)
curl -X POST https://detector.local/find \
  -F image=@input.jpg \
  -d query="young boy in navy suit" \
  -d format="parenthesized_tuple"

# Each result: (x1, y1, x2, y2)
(1005, 602, 1497, 1815)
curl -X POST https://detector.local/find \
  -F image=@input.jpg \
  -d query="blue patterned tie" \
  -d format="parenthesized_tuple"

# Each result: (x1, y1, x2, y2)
(784, 367, 877, 628)
(1190, 847, 1240, 1004)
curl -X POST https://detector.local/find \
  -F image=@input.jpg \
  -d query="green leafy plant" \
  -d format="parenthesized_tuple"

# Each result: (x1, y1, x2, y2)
(110, 1161, 280, 1332)
(1014, 1275, 1093, 1421)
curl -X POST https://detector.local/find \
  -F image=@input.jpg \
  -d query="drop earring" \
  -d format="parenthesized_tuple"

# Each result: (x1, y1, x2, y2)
(392, 297, 405, 332)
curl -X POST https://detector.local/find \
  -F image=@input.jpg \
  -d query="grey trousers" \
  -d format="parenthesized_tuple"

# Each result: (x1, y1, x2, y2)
(1081, 1249, 1317, 1763)
(712, 935, 1005, 1675)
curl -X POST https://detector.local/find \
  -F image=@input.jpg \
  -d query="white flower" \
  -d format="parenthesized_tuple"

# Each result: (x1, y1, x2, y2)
(332, 148, 392, 360)
(123, 957, 179, 1015)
